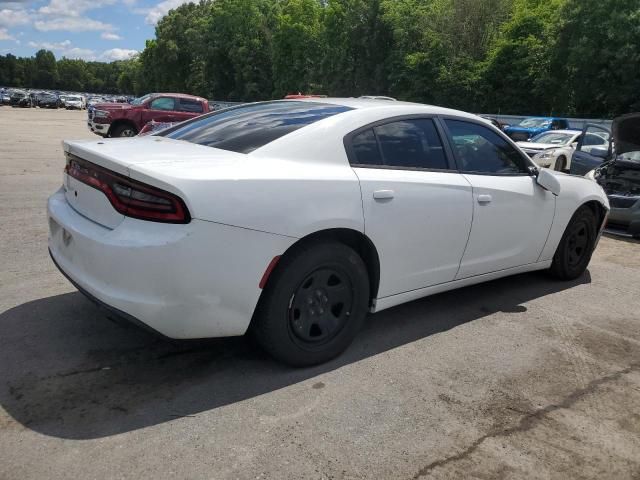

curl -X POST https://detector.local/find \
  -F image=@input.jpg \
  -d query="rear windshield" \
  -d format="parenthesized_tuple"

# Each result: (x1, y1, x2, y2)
(162, 101, 352, 153)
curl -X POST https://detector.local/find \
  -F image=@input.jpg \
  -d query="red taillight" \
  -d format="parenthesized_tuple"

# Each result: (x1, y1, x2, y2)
(65, 154, 190, 224)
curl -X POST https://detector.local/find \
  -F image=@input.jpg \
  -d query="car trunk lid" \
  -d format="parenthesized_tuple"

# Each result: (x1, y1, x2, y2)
(62, 137, 243, 228)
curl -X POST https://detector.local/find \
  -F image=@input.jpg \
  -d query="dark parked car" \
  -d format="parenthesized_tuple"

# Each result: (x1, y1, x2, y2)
(10, 90, 33, 108)
(586, 113, 640, 238)
(38, 93, 62, 109)
(570, 123, 613, 176)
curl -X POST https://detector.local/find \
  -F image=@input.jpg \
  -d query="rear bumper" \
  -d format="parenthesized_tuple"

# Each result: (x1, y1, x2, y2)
(47, 188, 294, 338)
(87, 120, 110, 136)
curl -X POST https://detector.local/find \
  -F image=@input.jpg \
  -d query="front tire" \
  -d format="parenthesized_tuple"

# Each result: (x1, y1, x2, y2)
(252, 242, 370, 367)
(111, 124, 138, 138)
(549, 206, 597, 280)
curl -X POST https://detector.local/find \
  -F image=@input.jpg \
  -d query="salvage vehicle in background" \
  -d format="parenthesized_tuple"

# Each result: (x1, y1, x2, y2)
(518, 129, 584, 171)
(38, 93, 62, 109)
(585, 113, 640, 238)
(138, 119, 178, 136)
(64, 95, 85, 110)
(504, 117, 569, 141)
(48, 99, 609, 366)
(88, 92, 208, 137)
(10, 90, 33, 108)
(570, 124, 613, 176)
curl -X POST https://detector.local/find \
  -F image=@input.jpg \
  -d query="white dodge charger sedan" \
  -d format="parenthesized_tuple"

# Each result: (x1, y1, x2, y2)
(48, 99, 609, 366)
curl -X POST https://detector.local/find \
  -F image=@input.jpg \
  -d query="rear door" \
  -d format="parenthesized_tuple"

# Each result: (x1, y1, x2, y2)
(174, 97, 205, 122)
(570, 124, 612, 175)
(346, 116, 473, 297)
(441, 118, 556, 278)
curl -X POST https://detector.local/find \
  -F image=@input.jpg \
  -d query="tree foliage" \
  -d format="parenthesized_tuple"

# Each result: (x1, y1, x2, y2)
(1, 0, 638, 117)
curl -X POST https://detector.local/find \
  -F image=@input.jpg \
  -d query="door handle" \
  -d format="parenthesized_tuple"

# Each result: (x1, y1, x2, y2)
(373, 190, 395, 200)
(477, 194, 492, 204)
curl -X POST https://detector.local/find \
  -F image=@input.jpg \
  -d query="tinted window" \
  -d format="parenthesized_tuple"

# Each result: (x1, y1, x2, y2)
(150, 97, 175, 111)
(177, 98, 203, 113)
(351, 129, 383, 165)
(374, 119, 447, 169)
(164, 101, 352, 154)
(583, 133, 608, 146)
(445, 119, 529, 174)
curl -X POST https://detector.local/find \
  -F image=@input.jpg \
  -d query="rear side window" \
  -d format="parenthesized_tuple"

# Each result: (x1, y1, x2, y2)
(445, 119, 529, 174)
(150, 97, 175, 111)
(177, 98, 204, 113)
(163, 101, 352, 154)
(349, 118, 449, 170)
(351, 129, 383, 165)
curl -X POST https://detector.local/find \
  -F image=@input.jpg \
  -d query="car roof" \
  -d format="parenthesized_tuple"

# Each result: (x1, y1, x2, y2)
(282, 97, 483, 120)
(151, 92, 206, 101)
(536, 129, 581, 135)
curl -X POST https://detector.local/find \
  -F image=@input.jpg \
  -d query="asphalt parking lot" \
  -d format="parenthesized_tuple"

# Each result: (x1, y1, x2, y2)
(1, 107, 639, 480)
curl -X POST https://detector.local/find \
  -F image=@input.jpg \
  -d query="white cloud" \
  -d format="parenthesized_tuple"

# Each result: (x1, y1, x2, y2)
(143, 0, 191, 25)
(0, 7, 30, 27)
(34, 16, 113, 31)
(28, 39, 96, 59)
(0, 27, 14, 40)
(101, 47, 137, 60)
(101, 31, 121, 40)
(28, 39, 71, 49)
(38, 0, 117, 16)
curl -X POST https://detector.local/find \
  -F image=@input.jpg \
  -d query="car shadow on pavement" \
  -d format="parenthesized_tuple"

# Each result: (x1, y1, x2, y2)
(0, 270, 590, 440)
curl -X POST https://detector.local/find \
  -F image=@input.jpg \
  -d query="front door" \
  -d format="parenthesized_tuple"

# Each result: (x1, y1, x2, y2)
(346, 117, 473, 297)
(570, 124, 612, 176)
(442, 118, 556, 279)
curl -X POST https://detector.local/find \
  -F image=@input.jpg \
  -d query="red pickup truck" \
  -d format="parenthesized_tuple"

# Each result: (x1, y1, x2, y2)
(87, 92, 209, 138)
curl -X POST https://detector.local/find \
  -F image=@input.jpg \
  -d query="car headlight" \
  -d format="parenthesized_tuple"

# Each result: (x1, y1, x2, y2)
(535, 149, 557, 160)
(93, 110, 109, 118)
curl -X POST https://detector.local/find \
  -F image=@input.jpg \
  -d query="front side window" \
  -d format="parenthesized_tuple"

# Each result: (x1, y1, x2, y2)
(349, 118, 448, 170)
(164, 101, 352, 154)
(150, 97, 175, 111)
(445, 119, 529, 174)
(583, 133, 608, 146)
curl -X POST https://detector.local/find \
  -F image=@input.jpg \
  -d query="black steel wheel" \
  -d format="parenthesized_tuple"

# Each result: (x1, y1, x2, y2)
(550, 206, 597, 280)
(253, 241, 370, 367)
(288, 267, 354, 347)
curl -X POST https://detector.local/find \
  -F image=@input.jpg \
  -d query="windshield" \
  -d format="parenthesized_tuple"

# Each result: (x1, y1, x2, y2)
(518, 118, 551, 128)
(68, 96, 81, 101)
(131, 93, 152, 105)
(530, 132, 574, 145)
(163, 101, 353, 154)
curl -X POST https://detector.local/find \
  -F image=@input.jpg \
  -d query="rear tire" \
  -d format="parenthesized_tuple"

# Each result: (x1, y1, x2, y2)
(549, 206, 597, 280)
(252, 242, 370, 367)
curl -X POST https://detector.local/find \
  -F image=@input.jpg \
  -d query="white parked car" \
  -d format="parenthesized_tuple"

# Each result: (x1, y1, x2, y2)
(64, 95, 85, 110)
(518, 129, 611, 172)
(47, 99, 610, 366)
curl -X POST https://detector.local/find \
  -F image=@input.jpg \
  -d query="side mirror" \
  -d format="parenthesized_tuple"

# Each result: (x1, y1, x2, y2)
(571, 142, 578, 148)
(591, 147, 609, 159)
(536, 168, 562, 196)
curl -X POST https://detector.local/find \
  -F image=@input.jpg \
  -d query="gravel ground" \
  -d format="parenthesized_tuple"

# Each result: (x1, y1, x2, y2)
(1, 107, 639, 480)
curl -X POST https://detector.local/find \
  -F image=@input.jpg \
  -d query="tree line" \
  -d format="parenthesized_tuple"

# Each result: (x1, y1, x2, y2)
(2, 0, 639, 117)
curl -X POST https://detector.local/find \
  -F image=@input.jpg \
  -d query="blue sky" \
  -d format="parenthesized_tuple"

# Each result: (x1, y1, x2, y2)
(0, 0, 186, 61)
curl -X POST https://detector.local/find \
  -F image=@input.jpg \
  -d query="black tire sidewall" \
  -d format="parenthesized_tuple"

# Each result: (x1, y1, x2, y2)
(551, 207, 597, 280)
(254, 242, 370, 367)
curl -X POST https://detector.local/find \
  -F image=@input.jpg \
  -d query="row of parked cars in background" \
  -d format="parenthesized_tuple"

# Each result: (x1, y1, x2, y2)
(0, 87, 133, 110)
